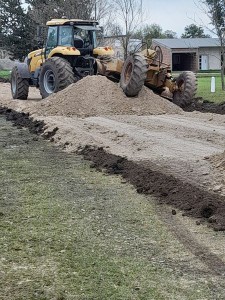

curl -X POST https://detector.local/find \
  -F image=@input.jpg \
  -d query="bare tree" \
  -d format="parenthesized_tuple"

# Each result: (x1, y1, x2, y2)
(201, 0, 225, 90)
(91, 0, 113, 21)
(91, 0, 116, 40)
(113, 0, 143, 58)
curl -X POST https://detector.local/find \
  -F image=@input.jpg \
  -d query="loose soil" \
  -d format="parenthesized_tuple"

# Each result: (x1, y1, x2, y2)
(1, 76, 182, 117)
(184, 98, 225, 115)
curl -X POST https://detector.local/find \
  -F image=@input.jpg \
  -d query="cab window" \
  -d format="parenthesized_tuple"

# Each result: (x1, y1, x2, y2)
(74, 28, 97, 48)
(46, 26, 57, 48)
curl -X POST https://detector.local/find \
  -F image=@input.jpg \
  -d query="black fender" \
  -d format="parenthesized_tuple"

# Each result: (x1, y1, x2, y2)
(15, 62, 30, 79)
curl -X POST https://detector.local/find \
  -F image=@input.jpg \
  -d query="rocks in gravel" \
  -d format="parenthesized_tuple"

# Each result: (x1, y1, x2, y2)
(213, 185, 223, 192)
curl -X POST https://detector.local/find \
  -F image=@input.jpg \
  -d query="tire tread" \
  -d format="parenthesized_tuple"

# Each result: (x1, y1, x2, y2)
(120, 53, 148, 97)
(11, 66, 29, 100)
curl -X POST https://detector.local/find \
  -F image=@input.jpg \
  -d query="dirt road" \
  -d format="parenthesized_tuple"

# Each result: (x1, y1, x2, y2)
(41, 113, 225, 188)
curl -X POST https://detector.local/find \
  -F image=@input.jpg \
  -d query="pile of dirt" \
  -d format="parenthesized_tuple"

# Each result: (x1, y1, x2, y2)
(30, 76, 182, 117)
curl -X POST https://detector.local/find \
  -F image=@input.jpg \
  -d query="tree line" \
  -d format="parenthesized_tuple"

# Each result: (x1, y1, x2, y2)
(0, 0, 223, 62)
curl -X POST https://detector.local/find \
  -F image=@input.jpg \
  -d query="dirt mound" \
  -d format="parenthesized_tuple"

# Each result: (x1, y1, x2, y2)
(30, 76, 182, 117)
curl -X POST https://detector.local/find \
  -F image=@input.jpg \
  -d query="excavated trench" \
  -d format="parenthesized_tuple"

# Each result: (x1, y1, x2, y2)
(184, 98, 225, 115)
(1, 106, 225, 231)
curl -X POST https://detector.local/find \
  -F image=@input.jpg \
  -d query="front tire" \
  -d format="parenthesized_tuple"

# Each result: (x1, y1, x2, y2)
(39, 57, 75, 99)
(173, 71, 197, 107)
(120, 53, 148, 97)
(11, 66, 29, 100)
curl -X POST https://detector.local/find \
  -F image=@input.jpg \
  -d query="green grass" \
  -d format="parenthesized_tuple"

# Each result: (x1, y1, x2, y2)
(196, 73, 225, 104)
(173, 71, 225, 103)
(0, 69, 11, 79)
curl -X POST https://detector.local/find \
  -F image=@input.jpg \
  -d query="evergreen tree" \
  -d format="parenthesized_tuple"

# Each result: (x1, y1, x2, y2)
(133, 24, 177, 46)
(181, 24, 210, 38)
(25, 0, 94, 26)
(0, 0, 35, 60)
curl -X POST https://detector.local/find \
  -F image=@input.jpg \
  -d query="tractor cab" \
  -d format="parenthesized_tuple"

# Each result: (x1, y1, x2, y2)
(45, 20, 99, 57)
(42, 19, 112, 79)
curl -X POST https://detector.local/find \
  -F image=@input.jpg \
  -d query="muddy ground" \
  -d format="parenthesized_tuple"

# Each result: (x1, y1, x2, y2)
(0, 80, 225, 232)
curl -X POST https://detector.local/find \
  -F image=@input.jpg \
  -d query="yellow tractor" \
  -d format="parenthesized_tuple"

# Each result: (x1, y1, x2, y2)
(11, 18, 113, 99)
(11, 18, 197, 107)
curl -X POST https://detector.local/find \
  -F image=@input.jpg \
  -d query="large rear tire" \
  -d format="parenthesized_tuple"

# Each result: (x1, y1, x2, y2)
(11, 66, 29, 100)
(39, 57, 75, 99)
(120, 53, 148, 97)
(173, 71, 197, 107)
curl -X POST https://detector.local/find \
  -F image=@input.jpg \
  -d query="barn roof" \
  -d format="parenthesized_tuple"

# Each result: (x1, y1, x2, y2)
(152, 38, 220, 49)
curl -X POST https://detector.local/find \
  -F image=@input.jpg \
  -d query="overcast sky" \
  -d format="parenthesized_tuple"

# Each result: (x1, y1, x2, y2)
(142, 0, 215, 37)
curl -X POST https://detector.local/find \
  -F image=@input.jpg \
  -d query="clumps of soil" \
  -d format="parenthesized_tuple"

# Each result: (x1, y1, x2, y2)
(0, 107, 45, 134)
(30, 76, 182, 117)
(184, 98, 225, 115)
(79, 145, 225, 231)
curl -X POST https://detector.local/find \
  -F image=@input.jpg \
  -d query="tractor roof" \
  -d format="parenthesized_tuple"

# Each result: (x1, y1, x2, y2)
(46, 18, 99, 26)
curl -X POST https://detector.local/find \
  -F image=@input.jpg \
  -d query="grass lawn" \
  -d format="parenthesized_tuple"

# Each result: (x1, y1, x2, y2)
(196, 73, 225, 104)
(0, 70, 11, 79)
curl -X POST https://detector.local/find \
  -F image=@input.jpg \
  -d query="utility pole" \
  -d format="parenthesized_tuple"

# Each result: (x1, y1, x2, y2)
(95, 1, 97, 20)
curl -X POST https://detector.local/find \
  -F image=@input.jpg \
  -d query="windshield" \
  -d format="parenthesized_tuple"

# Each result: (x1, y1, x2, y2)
(46, 25, 98, 50)
(58, 26, 73, 46)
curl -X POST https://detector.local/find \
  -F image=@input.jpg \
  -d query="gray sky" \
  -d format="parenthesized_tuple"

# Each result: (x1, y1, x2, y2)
(142, 0, 215, 37)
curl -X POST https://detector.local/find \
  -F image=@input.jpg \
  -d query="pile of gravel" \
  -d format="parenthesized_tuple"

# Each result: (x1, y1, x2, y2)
(30, 75, 182, 117)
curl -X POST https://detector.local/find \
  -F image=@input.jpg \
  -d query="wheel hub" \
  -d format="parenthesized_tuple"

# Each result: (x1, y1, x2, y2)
(43, 70, 56, 94)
